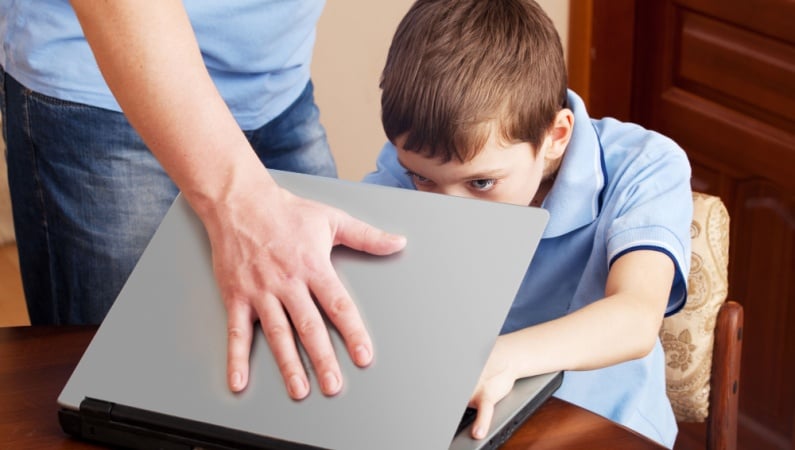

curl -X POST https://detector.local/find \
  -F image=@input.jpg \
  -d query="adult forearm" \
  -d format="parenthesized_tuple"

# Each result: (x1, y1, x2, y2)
(69, 0, 408, 400)
(69, 0, 269, 216)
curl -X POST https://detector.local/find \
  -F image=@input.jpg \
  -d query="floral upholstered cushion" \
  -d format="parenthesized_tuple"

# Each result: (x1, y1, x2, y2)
(660, 192, 730, 422)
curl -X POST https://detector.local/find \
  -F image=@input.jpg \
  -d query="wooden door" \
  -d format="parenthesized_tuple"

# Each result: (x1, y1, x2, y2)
(569, 1, 795, 449)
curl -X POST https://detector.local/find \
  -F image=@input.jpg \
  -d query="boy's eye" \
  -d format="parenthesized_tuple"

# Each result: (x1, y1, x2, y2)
(469, 179, 496, 191)
(406, 171, 434, 186)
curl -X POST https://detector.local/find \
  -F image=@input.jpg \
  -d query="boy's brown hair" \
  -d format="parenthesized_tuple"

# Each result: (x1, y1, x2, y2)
(380, 0, 568, 162)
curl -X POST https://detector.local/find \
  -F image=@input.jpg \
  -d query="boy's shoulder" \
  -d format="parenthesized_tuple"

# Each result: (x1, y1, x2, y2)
(565, 91, 687, 170)
(590, 117, 682, 154)
(560, 110, 691, 212)
(585, 116, 690, 174)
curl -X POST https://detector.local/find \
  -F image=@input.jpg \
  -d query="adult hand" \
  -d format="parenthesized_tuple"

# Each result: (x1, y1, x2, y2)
(468, 336, 519, 440)
(68, 0, 407, 400)
(203, 183, 406, 399)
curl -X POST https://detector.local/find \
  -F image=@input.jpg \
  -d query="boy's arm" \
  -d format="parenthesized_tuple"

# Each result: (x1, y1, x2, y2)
(468, 249, 673, 439)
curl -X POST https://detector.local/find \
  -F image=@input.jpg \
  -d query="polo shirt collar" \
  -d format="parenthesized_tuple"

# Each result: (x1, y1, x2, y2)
(540, 90, 606, 238)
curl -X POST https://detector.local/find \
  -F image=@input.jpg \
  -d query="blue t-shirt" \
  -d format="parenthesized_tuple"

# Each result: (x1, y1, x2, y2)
(363, 90, 692, 448)
(0, 0, 324, 130)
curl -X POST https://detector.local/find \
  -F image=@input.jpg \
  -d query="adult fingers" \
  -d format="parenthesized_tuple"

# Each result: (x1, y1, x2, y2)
(334, 213, 406, 256)
(226, 301, 256, 393)
(309, 260, 373, 368)
(253, 293, 312, 400)
(278, 285, 343, 397)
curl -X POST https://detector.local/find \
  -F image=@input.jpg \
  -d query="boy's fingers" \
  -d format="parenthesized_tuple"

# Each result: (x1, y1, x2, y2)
(471, 400, 495, 440)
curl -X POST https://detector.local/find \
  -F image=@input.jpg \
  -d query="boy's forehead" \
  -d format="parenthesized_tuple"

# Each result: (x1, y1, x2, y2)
(395, 128, 537, 160)
(395, 147, 450, 171)
(396, 141, 536, 177)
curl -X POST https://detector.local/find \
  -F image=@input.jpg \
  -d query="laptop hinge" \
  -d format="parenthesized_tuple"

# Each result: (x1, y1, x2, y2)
(80, 397, 113, 419)
(75, 398, 194, 449)
(58, 397, 326, 450)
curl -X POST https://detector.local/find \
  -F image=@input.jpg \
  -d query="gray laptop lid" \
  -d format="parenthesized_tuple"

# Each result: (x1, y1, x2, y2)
(59, 170, 549, 450)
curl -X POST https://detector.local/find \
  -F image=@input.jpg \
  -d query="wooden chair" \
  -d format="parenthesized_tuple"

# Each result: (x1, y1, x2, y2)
(660, 193, 744, 450)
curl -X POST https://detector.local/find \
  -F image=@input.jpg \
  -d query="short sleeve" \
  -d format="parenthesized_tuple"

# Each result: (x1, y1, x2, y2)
(605, 135, 693, 315)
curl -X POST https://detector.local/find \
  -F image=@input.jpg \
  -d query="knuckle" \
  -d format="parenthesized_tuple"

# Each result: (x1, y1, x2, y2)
(227, 326, 247, 341)
(325, 296, 352, 320)
(300, 253, 323, 275)
(262, 323, 291, 343)
(274, 269, 296, 284)
(295, 317, 321, 339)
(223, 291, 247, 309)
(360, 224, 373, 243)
(277, 359, 304, 377)
(312, 352, 337, 371)
(344, 329, 366, 346)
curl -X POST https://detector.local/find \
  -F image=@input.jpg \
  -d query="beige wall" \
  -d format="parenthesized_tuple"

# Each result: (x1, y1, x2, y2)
(0, 2, 571, 245)
(313, 0, 570, 181)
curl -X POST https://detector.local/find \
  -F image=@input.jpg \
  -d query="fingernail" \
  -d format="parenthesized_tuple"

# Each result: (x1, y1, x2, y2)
(473, 426, 486, 439)
(289, 374, 308, 399)
(322, 371, 340, 394)
(355, 344, 371, 365)
(230, 371, 243, 390)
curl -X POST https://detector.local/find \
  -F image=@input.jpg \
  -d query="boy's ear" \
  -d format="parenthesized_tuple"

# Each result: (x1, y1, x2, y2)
(545, 108, 574, 161)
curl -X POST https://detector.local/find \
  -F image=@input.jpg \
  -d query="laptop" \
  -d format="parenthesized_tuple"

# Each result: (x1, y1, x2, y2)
(58, 169, 561, 450)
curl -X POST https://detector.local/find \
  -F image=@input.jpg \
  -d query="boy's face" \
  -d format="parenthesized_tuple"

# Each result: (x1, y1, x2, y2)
(395, 131, 558, 207)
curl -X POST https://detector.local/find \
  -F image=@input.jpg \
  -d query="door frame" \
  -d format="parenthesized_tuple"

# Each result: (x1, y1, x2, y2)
(567, 0, 637, 121)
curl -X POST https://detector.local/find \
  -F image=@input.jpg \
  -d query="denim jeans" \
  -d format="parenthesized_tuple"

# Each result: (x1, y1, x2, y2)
(1, 68, 336, 324)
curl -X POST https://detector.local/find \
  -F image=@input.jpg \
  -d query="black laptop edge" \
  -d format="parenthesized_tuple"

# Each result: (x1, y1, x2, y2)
(59, 371, 562, 450)
(58, 397, 328, 450)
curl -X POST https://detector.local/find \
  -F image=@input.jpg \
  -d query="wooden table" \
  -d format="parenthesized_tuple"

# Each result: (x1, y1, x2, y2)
(0, 326, 665, 449)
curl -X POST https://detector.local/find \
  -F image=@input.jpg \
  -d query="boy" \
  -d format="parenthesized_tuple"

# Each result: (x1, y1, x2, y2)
(363, 0, 692, 447)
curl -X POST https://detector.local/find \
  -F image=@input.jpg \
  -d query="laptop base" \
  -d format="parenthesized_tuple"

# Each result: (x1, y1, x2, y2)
(59, 398, 323, 450)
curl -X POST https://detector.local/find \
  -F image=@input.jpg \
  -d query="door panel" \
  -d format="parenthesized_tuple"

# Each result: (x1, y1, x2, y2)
(569, 0, 795, 448)
(677, 10, 795, 130)
(675, 0, 795, 42)
(634, 2, 795, 448)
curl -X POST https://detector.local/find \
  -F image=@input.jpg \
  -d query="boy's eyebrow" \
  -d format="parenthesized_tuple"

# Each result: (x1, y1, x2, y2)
(459, 168, 507, 180)
(395, 157, 427, 177)
(397, 156, 507, 181)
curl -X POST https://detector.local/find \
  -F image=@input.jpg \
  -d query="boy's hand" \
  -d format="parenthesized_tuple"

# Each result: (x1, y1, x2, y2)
(468, 335, 519, 439)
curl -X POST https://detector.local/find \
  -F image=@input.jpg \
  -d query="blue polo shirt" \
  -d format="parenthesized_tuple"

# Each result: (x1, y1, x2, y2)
(0, 0, 324, 130)
(363, 90, 692, 448)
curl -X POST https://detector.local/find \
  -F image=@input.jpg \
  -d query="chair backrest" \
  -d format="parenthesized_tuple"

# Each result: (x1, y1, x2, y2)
(660, 192, 744, 450)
